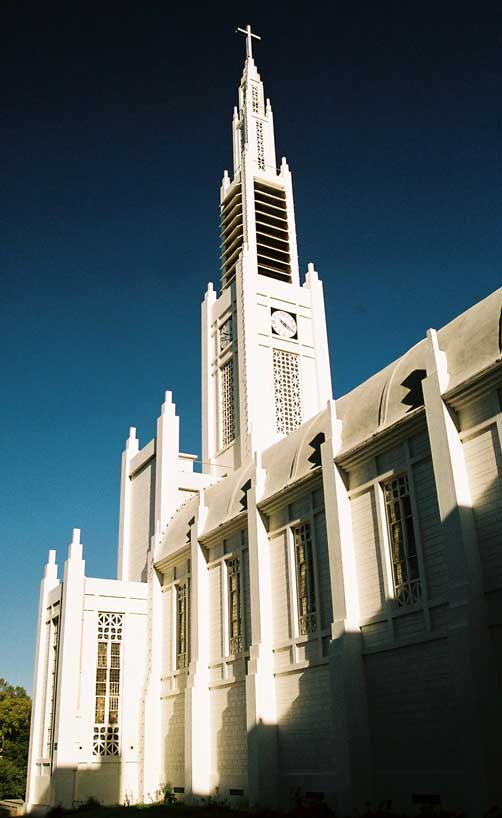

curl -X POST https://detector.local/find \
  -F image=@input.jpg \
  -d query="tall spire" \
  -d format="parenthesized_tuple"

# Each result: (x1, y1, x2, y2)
(219, 26, 300, 290)
(202, 29, 332, 475)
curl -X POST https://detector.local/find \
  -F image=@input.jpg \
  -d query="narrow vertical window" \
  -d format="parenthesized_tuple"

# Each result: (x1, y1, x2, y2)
(251, 84, 260, 113)
(45, 617, 59, 756)
(256, 121, 265, 170)
(93, 612, 122, 757)
(293, 523, 317, 634)
(220, 359, 235, 447)
(227, 558, 242, 654)
(176, 583, 189, 670)
(273, 349, 302, 434)
(383, 475, 421, 607)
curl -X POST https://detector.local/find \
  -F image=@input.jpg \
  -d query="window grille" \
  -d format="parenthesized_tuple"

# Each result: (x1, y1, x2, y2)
(220, 359, 235, 447)
(383, 475, 421, 607)
(251, 84, 260, 113)
(93, 612, 122, 756)
(93, 726, 119, 757)
(45, 617, 59, 756)
(294, 523, 317, 634)
(273, 349, 302, 434)
(240, 87, 247, 151)
(176, 583, 189, 670)
(227, 558, 243, 654)
(97, 611, 123, 641)
(256, 121, 265, 170)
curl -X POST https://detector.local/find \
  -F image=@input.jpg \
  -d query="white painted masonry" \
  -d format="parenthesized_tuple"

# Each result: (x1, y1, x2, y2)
(27, 31, 502, 817)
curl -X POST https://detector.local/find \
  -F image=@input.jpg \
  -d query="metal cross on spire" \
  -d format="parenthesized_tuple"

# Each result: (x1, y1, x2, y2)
(235, 24, 261, 59)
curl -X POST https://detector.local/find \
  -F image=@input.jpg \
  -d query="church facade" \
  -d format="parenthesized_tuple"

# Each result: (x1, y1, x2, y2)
(26, 32, 502, 816)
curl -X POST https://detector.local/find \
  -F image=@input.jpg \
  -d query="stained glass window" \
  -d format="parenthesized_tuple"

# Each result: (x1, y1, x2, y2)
(227, 558, 243, 654)
(293, 523, 317, 634)
(176, 583, 189, 670)
(383, 475, 421, 607)
(93, 612, 122, 756)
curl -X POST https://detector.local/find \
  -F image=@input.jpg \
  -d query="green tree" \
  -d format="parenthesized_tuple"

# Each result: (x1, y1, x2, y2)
(0, 679, 31, 800)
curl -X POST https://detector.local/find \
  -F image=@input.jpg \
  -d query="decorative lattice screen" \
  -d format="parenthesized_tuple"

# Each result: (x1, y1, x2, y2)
(273, 349, 302, 434)
(220, 360, 235, 447)
(256, 121, 265, 170)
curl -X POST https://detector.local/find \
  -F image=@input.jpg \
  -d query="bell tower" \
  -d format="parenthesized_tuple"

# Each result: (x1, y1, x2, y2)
(201, 27, 332, 476)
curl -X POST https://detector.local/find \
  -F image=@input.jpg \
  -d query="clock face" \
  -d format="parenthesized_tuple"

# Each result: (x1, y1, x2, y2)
(219, 318, 233, 351)
(271, 310, 297, 339)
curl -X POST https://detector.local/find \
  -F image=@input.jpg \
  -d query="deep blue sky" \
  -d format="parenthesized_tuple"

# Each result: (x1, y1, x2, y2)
(2, 2, 501, 691)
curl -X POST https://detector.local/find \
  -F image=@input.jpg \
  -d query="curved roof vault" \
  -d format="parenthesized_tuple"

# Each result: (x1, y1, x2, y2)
(156, 288, 501, 562)
(336, 287, 502, 455)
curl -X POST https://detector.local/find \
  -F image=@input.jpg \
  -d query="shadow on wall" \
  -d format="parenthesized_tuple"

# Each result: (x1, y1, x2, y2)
(340, 474, 502, 816)
(28, 754, 122, 813)
(214, 673, 248, 800)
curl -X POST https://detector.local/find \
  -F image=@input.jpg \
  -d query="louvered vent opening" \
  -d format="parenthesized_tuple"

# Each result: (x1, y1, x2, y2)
(220, 184, 243, 288)
(254, 181, 292, 282)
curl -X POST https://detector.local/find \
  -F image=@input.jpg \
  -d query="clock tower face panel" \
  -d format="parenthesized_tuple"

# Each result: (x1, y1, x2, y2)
(271, 309, 298, 339)
(219, 317, 233, 352)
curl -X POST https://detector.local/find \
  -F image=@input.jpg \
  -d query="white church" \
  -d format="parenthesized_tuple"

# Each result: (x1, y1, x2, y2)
(26, 27, 502, 816)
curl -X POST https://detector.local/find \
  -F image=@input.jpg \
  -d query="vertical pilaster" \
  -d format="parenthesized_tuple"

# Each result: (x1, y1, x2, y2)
(232, 107, 240, 174)
(139, 553, 163, 801)
(279, 157, 300, 285)
(245, 456, 278, 809)
(26, 551, 59, 810)
(265, 100, 277, 178)
(117, 427, 139, 580)
(52, 530, 85, 808)
(235, 248, 258, 463)
(202, 283, 217, 475)
(185, 493, 211, 799)
(423, 328, 501, 812)
(155, 391, 180, 533)
(304, 263, 333, 408)
(320, 402, 373, 813)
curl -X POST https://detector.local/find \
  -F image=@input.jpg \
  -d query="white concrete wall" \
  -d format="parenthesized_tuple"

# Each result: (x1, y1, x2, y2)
(73, 579, 148, 807)
(351, 487, 384, 621)
(208, 683, 247, 794)
(129, 459, 155, 582)
(28, 544, 148, 810)
(461, 398, 502, 592)
(162, 691, 185, 790)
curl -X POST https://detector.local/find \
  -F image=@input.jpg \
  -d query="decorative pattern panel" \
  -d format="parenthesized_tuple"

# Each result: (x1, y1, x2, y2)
(220, 360, 235, 447)
(273, 349, 302, 434)
(97, 611, 123, 642)
(93, 725, 119, 757)
(251, 84, 260, 113)
(256, 121, 265, 170)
